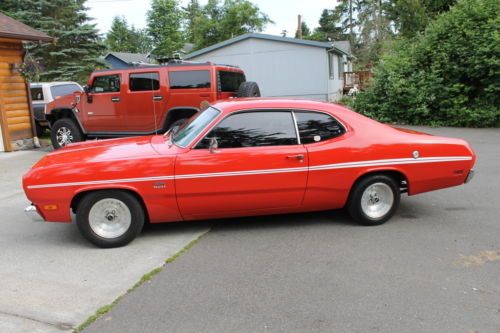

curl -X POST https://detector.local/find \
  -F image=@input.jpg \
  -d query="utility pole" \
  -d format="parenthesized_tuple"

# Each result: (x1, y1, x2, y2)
(297, 15, 303, 39)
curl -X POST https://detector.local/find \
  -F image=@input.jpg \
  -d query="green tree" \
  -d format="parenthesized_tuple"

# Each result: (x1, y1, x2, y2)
(147, 0, 185, 58)
(191, 0, 272, 50)
(353, 0, 500, 127)
(183, 0, 203, 43)
(0, 0, 105, 83)
(105, 16, 152, 53)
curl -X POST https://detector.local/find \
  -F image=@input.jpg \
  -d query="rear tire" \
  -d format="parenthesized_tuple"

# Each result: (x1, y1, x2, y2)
(50, 118, 83, 149)
(347, 175, 400, 226)
(237, 81, 261, 97)
(76, 190, 145, 248)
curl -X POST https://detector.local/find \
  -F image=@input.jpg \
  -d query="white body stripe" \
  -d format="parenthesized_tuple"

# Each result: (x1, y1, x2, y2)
(27, 156, 472, 189)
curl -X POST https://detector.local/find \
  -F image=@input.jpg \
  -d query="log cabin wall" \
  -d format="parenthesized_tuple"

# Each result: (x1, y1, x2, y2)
(0, 39, 33, 152)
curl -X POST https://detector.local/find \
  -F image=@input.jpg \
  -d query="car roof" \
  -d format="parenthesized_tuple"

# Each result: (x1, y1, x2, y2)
(211, 98, 346, 115)
(30, 82, 82, 87)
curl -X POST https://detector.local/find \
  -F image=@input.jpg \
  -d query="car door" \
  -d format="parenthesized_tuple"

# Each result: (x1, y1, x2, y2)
(83, 73, 125, 132)
(175, 110, 308, 220)
(124, 71, 166, 132)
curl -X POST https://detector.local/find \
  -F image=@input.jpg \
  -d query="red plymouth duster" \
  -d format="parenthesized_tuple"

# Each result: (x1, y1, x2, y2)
(23, 99, 476, 247)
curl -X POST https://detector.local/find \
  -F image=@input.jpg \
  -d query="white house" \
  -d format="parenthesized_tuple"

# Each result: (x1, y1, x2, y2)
(184, 33, 353, 101)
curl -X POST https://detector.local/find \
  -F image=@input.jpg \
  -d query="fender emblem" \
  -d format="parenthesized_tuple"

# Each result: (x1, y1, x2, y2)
(412, 150, 420, 159)
(153, 182, 166, 189)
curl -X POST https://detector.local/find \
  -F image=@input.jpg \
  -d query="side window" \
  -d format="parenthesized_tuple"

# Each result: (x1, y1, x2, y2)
(197, 111, 297, 149)
(129, 72, 160, 91)
(294, 111, 345, 144)
(91, 75, 120, 93)
(169, 70, 211, 89)
(30, 87, 44, 101)
(50, 84, 82, 98)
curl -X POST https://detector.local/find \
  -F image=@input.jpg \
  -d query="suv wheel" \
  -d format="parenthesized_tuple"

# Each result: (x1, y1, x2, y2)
(237, 81, 261, 97)
(51, 118, 83, 149)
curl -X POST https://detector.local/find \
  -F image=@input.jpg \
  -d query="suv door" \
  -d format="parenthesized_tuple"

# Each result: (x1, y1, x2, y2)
(124, 71, 166, 132)
(166, 69, 214, 111)
(83, 74, 125, 132)
(175, 110, 308, 220)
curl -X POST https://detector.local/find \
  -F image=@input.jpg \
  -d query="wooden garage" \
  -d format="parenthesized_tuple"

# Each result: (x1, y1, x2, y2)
(0, 12, 52, 152)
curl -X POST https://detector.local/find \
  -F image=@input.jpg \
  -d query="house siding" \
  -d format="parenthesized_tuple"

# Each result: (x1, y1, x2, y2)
(188, 38, 337, 101)
(0, 40, 33, 151)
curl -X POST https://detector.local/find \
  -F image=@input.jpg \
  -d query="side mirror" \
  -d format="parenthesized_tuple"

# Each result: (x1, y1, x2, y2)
(209, 137, 219, 154)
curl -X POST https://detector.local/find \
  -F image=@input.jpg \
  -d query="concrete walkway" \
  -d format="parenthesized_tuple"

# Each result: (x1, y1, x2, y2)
(0, 150, 209, 332)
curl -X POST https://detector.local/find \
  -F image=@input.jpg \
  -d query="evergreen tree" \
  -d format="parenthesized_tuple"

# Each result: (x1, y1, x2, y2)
(0, 0, 105, 83)
(183, 0, 203, 43)
(147, 0, 185, 58)
(106, 16, 152, 54)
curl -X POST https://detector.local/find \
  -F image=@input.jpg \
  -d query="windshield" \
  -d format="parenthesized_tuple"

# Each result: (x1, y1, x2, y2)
(173, 107, 221, 148)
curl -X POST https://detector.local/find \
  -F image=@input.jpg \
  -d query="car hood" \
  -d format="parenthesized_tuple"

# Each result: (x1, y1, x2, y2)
(33, 136, 165, 168)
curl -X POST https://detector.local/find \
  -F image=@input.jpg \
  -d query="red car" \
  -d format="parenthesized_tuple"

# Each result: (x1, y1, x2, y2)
(23, 99, 476, 248)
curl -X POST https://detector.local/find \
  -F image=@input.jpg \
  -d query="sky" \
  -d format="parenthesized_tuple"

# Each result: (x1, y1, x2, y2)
(86, 0, 337, 37)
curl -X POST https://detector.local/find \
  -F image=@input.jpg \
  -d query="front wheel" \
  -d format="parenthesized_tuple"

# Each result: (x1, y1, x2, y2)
(76, 190, 145, 248)
(50, 118, 83, 149)
(347, 175, 400, 226)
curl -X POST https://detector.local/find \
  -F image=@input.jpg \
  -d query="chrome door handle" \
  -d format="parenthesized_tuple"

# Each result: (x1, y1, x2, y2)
(287, 154, 305, 161)
(153, 96, 163, 101)
(111, 97, 120, 102)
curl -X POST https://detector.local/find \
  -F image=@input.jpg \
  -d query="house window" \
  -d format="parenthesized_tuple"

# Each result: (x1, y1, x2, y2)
(328, 53, 335, 79)
(338, 55, 345, 80)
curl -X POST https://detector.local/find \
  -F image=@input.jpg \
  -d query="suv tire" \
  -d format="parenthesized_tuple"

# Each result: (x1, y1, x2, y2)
(237, 81, 261, 97)
(51, 118, 83, 149)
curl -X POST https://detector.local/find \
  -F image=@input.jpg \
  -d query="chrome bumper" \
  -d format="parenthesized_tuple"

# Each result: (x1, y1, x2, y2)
(465, 169, 475, 184)
(24, 205, 44, 222)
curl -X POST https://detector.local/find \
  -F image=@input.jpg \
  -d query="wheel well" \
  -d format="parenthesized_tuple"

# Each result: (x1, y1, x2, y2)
(71, 189, 150, 223)
(352, 170, 409, 194)
(46, 108, 75, 126)
(163, 108, 198, 130)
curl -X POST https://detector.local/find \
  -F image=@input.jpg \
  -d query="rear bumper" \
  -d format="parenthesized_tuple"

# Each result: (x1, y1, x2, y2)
(464, 169, 475, 184)
(24, 205, 44, 222)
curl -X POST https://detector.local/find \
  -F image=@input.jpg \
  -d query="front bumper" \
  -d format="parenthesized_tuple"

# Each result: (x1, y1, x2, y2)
(24, 204, 44, 222)
(464, 169, 475, 184)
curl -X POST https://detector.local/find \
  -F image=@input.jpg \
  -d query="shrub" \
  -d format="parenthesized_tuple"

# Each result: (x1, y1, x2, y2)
(353, 0, 500, 127)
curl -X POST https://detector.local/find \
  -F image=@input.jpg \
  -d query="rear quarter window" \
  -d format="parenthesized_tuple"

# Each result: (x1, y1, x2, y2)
(294, 111, 346, 144)
(218, 71, 245, 92)
(169, 70, 211, 89)
(30, 87, 44, 101)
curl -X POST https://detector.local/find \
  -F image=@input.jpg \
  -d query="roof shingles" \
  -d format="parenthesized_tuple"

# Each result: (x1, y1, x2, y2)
(0, 12, 53, 42)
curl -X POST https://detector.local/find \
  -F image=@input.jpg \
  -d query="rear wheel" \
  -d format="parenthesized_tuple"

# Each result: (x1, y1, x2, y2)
(237, 81, 261, 97)
(50, 118, 83, 149)
(347, 175, 400, 226)
(76, 190, 145, 248)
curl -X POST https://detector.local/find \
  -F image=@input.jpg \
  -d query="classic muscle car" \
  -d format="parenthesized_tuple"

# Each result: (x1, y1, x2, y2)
(23, 99, 476, 248)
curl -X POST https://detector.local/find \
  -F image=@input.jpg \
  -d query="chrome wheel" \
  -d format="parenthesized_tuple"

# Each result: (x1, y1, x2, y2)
(56, 127, 73, 147)
(360, 182, 394, 219)
(88, 198, 132, 239)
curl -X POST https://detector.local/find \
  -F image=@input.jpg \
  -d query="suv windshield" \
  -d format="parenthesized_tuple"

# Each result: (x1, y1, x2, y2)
(173, 107, 220, 148)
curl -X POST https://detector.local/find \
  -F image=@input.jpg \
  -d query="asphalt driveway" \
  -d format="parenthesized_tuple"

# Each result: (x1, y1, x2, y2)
(85, 127, 500, 333)
(0, 150, 208, 332)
